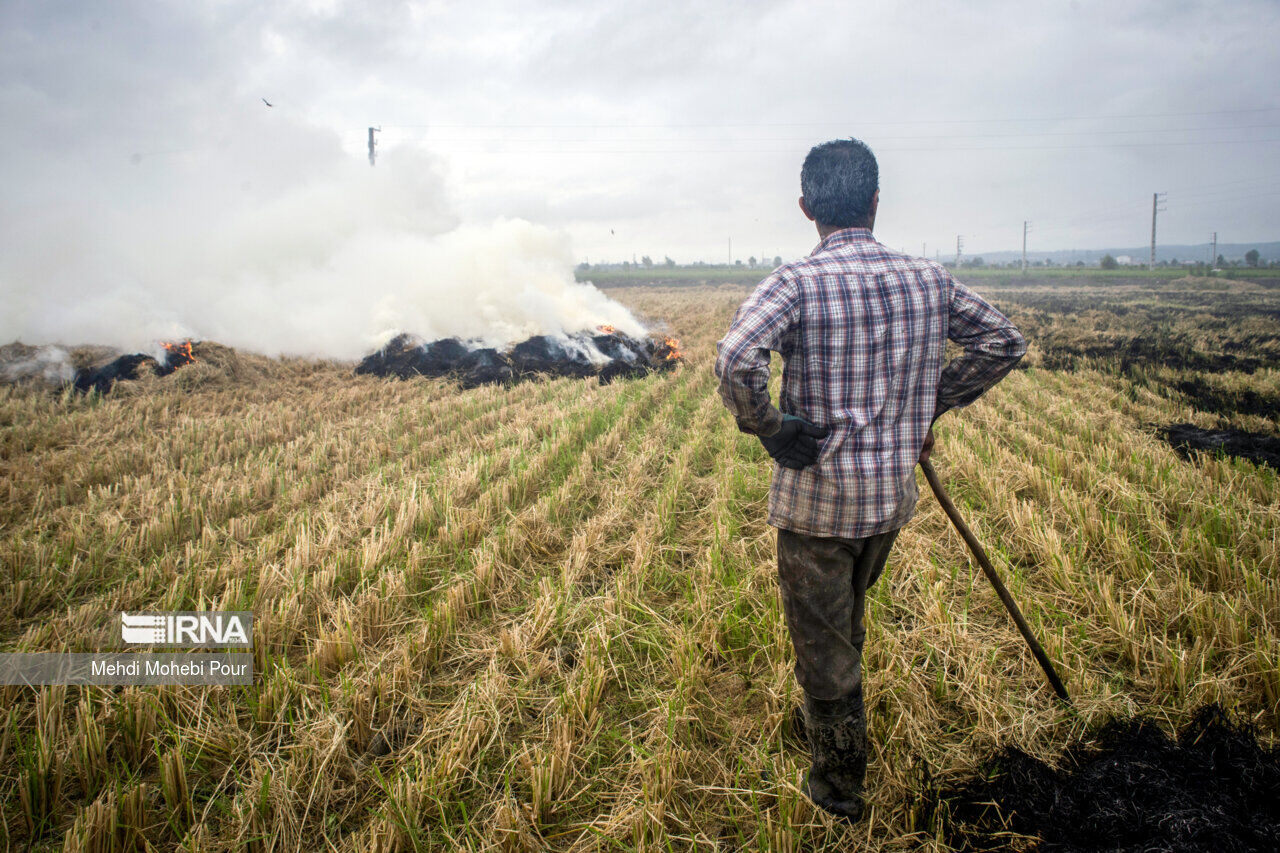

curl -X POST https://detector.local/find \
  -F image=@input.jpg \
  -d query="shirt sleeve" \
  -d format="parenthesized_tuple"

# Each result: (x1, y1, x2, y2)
(715, 272, 799, 437)
(935, 277, 1027, 420)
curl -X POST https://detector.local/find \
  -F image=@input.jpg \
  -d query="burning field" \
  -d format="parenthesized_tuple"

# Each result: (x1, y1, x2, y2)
(1, 328, 683, 396)
(354, 327, 682, 387)
(2, 324, 680, 397)
(72, 340, 198, 394)
(0, 278, 1277, 851)
(0, 339, 262, 396)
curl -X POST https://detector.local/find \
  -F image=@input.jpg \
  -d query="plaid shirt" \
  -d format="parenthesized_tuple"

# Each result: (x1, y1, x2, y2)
(715, 227, 1026, 539)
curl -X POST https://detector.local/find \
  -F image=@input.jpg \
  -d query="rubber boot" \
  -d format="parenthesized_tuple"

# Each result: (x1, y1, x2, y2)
(802, 690, 867, 823)
(789, 704, 807, 745)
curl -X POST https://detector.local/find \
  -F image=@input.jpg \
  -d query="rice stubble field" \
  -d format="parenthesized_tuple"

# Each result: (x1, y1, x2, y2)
(1, 276, 1277, 850)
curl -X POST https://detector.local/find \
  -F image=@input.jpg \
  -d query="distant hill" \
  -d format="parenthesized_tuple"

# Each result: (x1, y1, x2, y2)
(968, 241, 1280, 266)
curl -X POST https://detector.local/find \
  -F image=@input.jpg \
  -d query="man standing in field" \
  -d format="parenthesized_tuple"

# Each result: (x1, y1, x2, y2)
(714, 138, 1026, 822)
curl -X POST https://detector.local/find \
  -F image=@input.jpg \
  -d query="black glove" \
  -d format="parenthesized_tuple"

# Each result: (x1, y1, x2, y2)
(760, 415, 829, 470)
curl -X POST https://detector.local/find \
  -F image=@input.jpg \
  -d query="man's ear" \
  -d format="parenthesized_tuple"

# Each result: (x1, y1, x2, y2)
(870, 190, 879, 218)
(799, 196, 816, 222)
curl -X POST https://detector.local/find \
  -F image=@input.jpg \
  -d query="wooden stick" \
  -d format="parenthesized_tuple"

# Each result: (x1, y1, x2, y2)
(920, 459, 1071, 704)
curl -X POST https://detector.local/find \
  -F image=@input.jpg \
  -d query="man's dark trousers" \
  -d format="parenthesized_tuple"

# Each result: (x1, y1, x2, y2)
(776, 526, 900, 817)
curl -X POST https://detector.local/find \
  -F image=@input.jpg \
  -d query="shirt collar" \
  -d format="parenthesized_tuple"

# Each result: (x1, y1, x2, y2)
(811, 227, 877, 256)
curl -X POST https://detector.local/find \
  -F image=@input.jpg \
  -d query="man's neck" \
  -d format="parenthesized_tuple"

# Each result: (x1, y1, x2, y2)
(817, 222, 872, 240)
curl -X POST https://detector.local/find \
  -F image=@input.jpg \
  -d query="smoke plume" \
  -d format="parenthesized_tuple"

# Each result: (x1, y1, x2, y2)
(0, 117, 644, 361)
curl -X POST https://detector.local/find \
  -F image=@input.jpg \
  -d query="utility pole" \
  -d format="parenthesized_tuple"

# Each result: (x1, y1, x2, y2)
(955, 235, 964, 268)
(368, 127, 381, 166)
(1149, 192, 1167, 267)
(728, 237, 732, 266)
(1211, 232, 1218, 268)
(1018, 220, 1029, 274)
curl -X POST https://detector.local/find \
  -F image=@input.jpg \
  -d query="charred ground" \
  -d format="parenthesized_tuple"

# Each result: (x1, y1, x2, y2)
(354, 329, 681, 387)
(941, 704, 1280, 852)
(973, 274, 1280, 469)
(1, 328, 683, 397)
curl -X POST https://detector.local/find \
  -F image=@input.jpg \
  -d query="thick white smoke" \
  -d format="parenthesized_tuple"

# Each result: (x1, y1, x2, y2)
(1, 5, 652, 362)
(0, 128, 645, 361)
(0, 146, 640, 358)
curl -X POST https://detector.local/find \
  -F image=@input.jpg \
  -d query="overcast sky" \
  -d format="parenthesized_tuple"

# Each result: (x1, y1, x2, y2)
(3, 0, 1279, 267)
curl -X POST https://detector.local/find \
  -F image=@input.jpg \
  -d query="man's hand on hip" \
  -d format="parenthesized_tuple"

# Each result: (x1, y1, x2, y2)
(760, 415, 829, 470)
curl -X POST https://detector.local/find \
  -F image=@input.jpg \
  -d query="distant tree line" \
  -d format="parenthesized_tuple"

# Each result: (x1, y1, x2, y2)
(578, 254, 787, 272)
(578, 249, 1274, 273)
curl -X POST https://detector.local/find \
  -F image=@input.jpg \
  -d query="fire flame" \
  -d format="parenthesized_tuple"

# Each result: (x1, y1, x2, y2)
(161, 340, 196, 369)
(597, 324, 617, 334)
(660, 335, 682, 361)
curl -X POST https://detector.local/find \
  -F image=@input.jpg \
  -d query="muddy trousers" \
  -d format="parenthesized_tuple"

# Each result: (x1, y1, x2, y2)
(776, 526, 900, 819)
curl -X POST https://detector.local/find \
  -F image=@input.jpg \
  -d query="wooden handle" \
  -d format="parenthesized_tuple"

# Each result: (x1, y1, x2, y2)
(920, 459, 1071, 704)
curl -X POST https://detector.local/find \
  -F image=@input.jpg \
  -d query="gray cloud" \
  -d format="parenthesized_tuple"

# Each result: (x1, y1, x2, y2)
(3, 0, 1278, 275)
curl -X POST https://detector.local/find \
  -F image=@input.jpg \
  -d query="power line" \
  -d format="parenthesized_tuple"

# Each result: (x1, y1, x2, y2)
(373, 137, 1280, 154)
(1159, 172, 1280, 194)
(377, 106, 1280, 129)
(1030, 176, 1280, 233)
(387, 123, 1280, 143)
(1182, 188, 1280, 207)
(918, 174, 1280, 247)
(1162, 180, 1280, 202)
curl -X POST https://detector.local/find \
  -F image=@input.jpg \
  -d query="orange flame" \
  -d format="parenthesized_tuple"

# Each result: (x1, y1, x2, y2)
(659, 335, 682, 361)
(161, 340, 196, 368)
(597, 324, 617, 334)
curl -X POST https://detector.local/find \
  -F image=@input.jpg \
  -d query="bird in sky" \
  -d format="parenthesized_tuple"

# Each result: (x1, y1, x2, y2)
(262, 98, 273, 107)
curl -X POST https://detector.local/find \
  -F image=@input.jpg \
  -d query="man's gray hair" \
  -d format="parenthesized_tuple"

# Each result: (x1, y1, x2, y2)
(800, 138, 879, 228)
